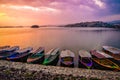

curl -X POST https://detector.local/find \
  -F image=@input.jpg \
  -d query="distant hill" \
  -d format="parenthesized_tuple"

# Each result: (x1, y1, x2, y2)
(108, 20, 120, 25)
(0, 26, 23, 28)
(107, 20, 120, 28)
(64, 21, 115, 28)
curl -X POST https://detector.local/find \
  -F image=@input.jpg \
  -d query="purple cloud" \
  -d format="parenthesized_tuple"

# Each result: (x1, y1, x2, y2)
(0, 0, 120, 25)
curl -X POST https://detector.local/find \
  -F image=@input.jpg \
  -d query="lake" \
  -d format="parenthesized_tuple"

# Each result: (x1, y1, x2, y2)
(0, 27, 120, 67)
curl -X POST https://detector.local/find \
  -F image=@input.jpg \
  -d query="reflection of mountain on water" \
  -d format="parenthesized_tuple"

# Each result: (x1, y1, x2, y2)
(76, 29, 119, 32)
(67, 28, 120, 32)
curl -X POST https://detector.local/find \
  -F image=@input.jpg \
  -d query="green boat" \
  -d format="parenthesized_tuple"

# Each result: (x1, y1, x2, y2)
(43, 48, 60, 66)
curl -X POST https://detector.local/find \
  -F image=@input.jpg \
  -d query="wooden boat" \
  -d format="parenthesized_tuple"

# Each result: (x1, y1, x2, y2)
(7, 47, 33, 62)
(97, 50, 120, 67)
(102, 46, 120, 60)
(0, 45, 10, 49)
(90, 50, 120, 71)
(27, 47, 45, 64)
(0, 46, 19, 53)
(0, 51, 16, 60)
(60, 50, 75, 67)
(79, 50, 93, 69)
(43, 48, 59, 66)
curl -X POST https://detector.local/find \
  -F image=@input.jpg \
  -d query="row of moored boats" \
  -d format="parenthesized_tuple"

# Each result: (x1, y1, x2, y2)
(0, 45, 120, 71)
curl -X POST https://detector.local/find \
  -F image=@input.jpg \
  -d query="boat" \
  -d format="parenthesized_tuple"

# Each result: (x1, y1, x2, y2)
(43, 48, 59, 66)
(7, 47, 33, 62)
(27, 47, 45, 64)
(60, 50, 75, 67)
(96, 50, 120, 67)
(0, 45, 10, 49)
(0, 51, 17, 60)
(79, 50, 93, 69)
(0, 46, 19, 53)
(102, 46, 120, 60)
(90, 50, 120, 71)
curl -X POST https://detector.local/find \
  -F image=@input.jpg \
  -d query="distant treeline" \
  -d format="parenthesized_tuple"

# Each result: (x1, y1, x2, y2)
(0, 26, 23, 28)
(1, 21, 120, 29)
(64, 21, 120, 28)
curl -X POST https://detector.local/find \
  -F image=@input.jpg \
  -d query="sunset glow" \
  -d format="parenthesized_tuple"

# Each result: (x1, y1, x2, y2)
(0, 0, 120, 26)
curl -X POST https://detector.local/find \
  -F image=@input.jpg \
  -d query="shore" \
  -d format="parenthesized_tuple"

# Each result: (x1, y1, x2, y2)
(0, 60, 120, 80)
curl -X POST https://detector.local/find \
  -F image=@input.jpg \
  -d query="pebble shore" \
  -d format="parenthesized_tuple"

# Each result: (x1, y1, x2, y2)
(0, 60, 120, 80)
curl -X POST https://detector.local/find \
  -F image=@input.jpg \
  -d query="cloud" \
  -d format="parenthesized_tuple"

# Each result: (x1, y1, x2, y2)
(93, 0, 105, 8)
(0, 0, 120, 25)
(0, 4, 60, 13)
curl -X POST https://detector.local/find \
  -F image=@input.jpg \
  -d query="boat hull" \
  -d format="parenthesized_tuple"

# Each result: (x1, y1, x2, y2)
(0, 52, 17, 60)
(44, 55, 59, 66)
(60, 62, 74, 67)
(103, 47, 120, 60)
(7, 53, 32, 62)
(107, 58, 120, 67)
(43, 48, 60, 66)
(60, 57, 74, 67)
(28, 55, 45, 64)
(78, 56, 93, 69)
(92, 58, 119, 71)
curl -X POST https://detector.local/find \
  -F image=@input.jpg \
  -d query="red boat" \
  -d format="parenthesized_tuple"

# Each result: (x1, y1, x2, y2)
(90, 50, 119, 71)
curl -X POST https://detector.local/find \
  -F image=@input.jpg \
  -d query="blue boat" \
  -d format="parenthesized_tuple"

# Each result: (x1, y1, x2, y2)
(0, 46, 19, 53)
(7, 47, 33, 62)
(0, 46, 19, 60)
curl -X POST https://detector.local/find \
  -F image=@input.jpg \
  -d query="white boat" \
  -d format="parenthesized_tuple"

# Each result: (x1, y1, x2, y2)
(90, 50, 120, 71)
(79, 50, 93, 69)
(60, 50, 75, 67)
(103, 46, 120, 60)
(97, 50, 120, 66)
(95, 50, 113, 58)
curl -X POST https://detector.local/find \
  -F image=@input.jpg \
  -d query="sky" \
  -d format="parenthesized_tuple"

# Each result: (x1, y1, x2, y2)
(0, 0, 120, 26)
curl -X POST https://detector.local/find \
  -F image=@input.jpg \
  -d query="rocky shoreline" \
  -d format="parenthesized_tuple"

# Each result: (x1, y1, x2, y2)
(0, 60, 120, 80)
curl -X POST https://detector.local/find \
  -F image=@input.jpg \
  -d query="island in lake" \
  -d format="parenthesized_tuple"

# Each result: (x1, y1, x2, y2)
(31, 25, 39, 28)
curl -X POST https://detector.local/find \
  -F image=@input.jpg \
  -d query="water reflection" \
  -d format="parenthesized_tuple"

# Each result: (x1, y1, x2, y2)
(0, 27, 120, 51)
(0, 27, 120, 67)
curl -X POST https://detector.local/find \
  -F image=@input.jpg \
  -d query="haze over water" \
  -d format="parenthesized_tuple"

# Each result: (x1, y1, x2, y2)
(1, 27, 120, 51)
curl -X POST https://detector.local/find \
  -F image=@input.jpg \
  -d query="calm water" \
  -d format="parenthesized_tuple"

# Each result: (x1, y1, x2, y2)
(0, 27, 120, 67)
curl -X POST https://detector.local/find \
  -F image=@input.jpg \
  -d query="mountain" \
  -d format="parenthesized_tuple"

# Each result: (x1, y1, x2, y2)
(64, 21, 115, 28)
(108, 20, 120, 25)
